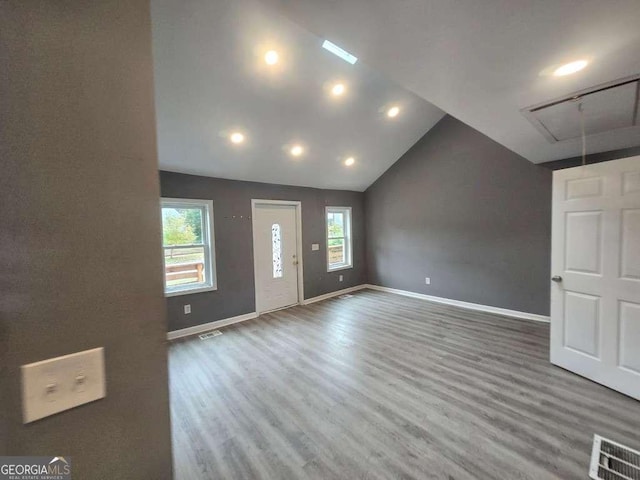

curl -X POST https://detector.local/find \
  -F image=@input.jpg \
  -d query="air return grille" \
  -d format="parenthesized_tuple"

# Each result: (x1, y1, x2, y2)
(590, 435, 640, 480)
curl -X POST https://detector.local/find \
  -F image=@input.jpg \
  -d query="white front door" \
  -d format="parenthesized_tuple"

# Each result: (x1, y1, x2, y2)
(551, 155, 640, 400)
(253, 203, 300, 313)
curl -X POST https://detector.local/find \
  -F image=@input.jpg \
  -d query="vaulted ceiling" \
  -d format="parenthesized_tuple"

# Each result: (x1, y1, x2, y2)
(258, 0, 640, 164)
(152, 0, 640, 191)
(152, 0, 445, 191)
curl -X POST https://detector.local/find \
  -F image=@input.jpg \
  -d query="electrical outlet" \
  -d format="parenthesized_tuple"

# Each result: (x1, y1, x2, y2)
(184, 304, 191, 314)
(339, 275, 343, 282)
(425, 277, 431, 285)
(311, 243, 320, 251)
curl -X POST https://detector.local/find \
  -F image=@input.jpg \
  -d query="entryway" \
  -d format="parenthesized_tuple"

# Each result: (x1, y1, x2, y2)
(251, 200, 303, 314)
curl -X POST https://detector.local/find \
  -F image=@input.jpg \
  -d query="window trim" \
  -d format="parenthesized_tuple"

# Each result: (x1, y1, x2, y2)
(161, 197, 217, 297)
(326, 206, 353, 272)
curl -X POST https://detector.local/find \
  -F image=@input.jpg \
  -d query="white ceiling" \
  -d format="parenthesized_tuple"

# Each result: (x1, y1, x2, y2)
(151, 0, 445, 191)
(258, 0, 640, 164)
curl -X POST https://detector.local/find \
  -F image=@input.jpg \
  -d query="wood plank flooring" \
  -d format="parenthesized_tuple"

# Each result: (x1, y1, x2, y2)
(169, 289, 640, 480)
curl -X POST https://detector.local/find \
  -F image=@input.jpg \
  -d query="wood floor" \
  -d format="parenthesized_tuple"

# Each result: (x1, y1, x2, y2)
(169, 289, 640, 480)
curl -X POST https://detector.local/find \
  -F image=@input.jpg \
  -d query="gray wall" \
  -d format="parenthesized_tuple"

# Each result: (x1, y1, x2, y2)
(365, 115, 552, 315)
(0, 2, 173, 478)
(160, 172, 367, 331)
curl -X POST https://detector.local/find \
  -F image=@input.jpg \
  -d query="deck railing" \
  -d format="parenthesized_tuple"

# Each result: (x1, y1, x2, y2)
(165, 261, 204, 285)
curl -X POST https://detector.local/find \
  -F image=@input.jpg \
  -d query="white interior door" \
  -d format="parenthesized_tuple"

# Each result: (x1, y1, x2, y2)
(551, 156, 640, 400)
(253, 203, 300, 313)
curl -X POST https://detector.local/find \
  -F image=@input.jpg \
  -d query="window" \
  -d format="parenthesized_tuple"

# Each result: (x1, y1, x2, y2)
(161, 198, 216, 296)
(326, 206, 352, 271)
(272, 223, 283, 278)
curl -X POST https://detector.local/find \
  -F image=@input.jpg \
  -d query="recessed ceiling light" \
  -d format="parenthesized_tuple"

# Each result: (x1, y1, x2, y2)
(264, 50, 279, 65)
(290, 145, 304, 157)
(387, 106, 400, 118)
(344, 157, 355, 166)
(553, 60, 588, 76)
(331, 83, 346, 96)
(230, 132, 245, 144)
(322, 40, 358, 65)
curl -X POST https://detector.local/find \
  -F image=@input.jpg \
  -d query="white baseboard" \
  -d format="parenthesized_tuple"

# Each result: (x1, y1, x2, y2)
(364, 284, 550, 323)
(167, 311, 258, 341)
(167, 284, 548, 340)
(302, 284, 367, 305)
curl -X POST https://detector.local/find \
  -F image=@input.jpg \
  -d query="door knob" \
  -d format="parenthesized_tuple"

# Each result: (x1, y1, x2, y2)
(551, 275, 562, 282)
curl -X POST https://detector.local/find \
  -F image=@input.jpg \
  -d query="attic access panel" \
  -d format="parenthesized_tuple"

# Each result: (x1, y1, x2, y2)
(523, 75, 640, 143)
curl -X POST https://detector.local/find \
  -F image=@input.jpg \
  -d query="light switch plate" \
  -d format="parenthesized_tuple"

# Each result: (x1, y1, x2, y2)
(21, 347, 106, 423)
(311, 243, 320, 251)
(184, 304, 191, 314)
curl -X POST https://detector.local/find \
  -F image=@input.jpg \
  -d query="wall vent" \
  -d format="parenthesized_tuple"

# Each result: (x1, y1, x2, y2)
(522, 75, 640, 143)
(589, 434, 640, 480)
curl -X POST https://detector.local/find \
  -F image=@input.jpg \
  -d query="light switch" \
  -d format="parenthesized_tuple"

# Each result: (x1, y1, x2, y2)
(21, 347, 106, 423)
(311, 243, 320, 251)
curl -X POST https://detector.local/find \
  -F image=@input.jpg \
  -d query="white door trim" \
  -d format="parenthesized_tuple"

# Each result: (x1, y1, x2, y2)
(251, 199, 304, 314)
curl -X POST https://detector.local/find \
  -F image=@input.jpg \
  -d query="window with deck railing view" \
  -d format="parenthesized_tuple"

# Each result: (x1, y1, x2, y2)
(161, 198, 217, 296)
(326, 206, 352, 271)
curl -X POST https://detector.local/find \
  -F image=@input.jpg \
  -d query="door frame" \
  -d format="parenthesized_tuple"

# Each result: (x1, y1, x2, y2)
(251, 199, 304, 314)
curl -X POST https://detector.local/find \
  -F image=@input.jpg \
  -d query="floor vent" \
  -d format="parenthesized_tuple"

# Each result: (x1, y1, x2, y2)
(590, 434, 640, 480)
(199, 330, 222, 340)
(338, 294, 354, 299)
